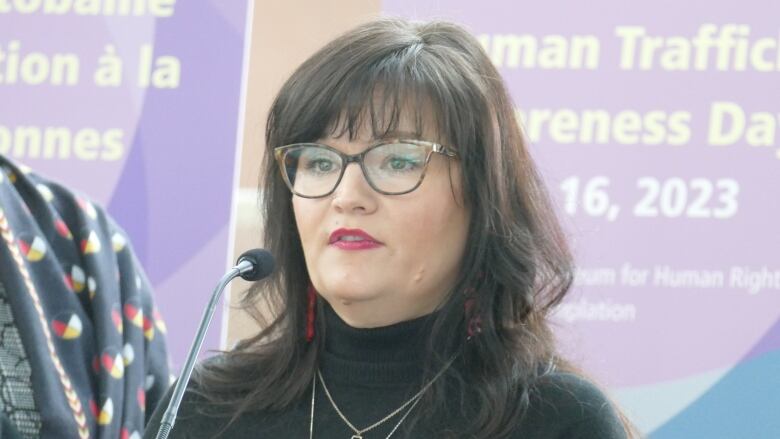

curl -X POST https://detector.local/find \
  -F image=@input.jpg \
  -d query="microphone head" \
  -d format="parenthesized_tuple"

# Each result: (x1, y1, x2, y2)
(236, 248, 275, 281)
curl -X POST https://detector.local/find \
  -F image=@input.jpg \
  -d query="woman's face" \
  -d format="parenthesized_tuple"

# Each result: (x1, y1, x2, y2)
(292, 119, 470, 328)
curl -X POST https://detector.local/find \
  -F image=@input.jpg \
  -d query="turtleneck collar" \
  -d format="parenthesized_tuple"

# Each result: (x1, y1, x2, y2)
(319, 302, 438, 387)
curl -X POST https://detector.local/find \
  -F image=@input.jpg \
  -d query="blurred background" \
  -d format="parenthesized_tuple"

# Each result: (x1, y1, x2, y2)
(2, 1, 778, 437)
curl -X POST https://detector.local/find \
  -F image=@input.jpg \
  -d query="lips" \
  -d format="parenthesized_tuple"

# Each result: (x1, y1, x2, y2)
(328, 228, 383, 250)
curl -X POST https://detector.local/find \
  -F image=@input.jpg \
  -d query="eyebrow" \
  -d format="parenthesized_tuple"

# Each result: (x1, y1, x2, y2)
(372, 130, 423, 140)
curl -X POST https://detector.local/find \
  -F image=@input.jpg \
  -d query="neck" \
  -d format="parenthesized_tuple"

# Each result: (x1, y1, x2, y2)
(319, 302, 437, 386)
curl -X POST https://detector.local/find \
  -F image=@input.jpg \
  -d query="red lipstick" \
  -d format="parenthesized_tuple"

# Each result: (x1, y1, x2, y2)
(328, 228, 383, 250)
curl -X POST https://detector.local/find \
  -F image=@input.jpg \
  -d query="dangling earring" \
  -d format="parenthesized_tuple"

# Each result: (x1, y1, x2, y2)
(464, 292, 482, 340)
(306, 283, 317, 342)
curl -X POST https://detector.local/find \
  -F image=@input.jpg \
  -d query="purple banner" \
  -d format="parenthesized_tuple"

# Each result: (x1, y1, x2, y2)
(382, 1, 780, 437)
(0, 0, 251, 368)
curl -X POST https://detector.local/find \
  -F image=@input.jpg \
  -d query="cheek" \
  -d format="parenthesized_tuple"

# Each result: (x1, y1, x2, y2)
(392, 198, 469, 273)
(292, 198, 319, 253)
(292, 198, 305, 235)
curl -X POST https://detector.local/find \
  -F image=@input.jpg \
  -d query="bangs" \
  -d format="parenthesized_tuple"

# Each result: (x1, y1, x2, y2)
(270, 35, 483, 151)
(325, 68, 441, 143)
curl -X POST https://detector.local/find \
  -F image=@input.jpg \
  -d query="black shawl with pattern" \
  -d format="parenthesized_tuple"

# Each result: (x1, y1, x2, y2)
(0, 155, 170, 439)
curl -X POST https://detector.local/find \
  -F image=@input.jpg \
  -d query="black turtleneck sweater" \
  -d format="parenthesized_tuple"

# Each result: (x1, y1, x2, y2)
(144, 305, 627, 438)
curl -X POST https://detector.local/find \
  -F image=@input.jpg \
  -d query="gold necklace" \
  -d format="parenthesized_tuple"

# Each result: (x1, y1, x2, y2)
(308, 357, 455, 439)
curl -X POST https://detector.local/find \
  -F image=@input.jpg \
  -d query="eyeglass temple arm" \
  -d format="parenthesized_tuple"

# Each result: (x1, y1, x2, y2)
(432, 143, 457, 157)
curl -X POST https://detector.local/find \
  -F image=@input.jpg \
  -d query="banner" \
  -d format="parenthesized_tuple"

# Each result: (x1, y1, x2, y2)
(0, 0, 252, 368)
(382, 1, 780, 437)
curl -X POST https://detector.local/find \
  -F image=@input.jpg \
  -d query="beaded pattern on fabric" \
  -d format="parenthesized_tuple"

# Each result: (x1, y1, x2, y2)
(0, 280, 42, 438)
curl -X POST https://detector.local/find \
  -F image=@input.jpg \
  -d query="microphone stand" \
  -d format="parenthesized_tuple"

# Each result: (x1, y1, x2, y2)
(154, 259, 254, 439)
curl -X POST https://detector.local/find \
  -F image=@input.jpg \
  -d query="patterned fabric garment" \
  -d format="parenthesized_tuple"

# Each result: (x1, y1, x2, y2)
(0, 155, 171, 439)
(0, 279, 42, 438)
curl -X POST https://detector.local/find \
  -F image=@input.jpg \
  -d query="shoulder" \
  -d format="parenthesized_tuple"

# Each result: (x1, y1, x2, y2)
(515, 372, 628, 439)
(530, 372, 617, 414)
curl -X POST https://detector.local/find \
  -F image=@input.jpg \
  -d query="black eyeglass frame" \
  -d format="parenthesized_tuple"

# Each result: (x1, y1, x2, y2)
(273, 139, 459, 198)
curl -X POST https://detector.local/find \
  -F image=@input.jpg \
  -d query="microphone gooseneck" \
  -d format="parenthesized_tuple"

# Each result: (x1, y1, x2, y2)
(155, 248, 275, 439)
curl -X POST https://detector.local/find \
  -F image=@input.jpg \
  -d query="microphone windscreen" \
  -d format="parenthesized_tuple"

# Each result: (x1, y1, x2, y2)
(236, 248, 275, 281)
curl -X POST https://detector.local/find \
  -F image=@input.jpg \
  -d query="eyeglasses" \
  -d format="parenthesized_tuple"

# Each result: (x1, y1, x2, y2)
(274, 139, 458, 198)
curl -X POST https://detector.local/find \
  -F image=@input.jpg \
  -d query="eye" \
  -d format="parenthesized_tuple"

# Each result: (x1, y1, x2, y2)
(310, 158, 335, 172)
(299, 150, 340, 175)
(390, 157, 411, 170)
(383, 155, 422, 172)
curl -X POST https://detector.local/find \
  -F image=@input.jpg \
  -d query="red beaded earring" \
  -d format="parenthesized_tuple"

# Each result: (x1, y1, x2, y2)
(464, 292, 482, 340)
(306, 283, 317, 342)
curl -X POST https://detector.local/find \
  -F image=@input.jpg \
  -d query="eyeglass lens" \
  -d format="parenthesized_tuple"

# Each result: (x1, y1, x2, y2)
(282, 143, 428, 196)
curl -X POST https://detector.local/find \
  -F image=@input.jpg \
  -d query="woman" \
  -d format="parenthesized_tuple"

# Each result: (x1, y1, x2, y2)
(146, 18, 635, 438)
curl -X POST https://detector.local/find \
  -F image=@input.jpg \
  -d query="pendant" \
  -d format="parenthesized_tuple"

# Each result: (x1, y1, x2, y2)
(351, 435, 363, 439)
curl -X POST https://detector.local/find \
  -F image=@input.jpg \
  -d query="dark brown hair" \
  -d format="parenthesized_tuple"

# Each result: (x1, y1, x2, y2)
(196, 17, 634, 438)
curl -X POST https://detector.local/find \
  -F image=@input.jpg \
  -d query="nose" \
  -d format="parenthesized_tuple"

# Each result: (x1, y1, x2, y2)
(331, 162, 378, 214)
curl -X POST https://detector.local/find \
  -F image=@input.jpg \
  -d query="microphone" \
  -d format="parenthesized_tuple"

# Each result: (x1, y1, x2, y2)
(235, 248, 275, 281)
(155, 248, 275, 439)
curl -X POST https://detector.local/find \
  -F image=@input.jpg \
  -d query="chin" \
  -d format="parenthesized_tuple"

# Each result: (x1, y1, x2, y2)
(327, 288, 378, 303)
(320, 280, 382, 303)
(319, 269, 369, 292)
